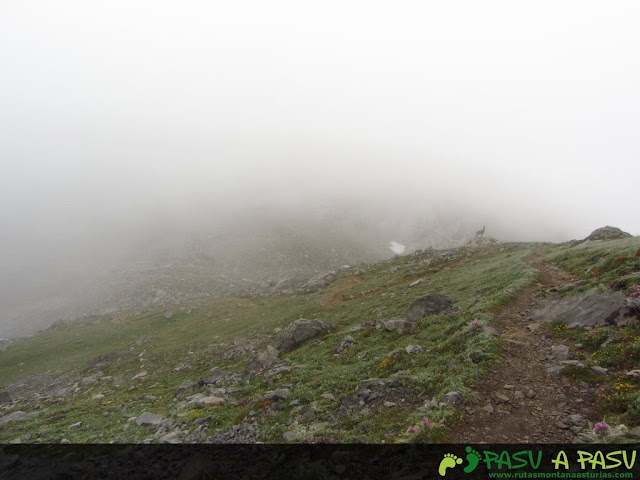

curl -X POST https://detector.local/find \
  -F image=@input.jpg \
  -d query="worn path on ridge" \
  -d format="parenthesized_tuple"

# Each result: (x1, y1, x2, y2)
(451, 247, 598, 443)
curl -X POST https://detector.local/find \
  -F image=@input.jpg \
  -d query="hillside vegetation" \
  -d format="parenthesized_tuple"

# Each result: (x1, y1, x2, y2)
(1, 235, 639, 444)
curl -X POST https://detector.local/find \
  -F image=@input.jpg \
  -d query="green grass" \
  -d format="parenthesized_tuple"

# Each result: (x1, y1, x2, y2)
(544, 237, 640, 428)
(545, 237, 640, 294)
(0, 242, 539, 443)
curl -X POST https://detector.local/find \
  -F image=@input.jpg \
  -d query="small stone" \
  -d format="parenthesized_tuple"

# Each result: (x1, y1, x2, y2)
(409, 279, 422, 287)
(131, 371, 148, 380)
(442, 391, 461, 404)
(262, 388, 290, 401)
(514, 391, 525, 400)
(136, 412, 164, 427)
(192, 396, 226, 406)
(383, 401, 397, 408)
(494, 392, 509, 403)
(526, 390, 536, 399)
(556, 422, 569, 430)
(591, 366, 609, 376)
(321, 393, 335, 401)
(481, 404, 494, 414)
(91, 394, 105, 400)
(159, 432, 181, 444)
(405, 345, 424, 354)
(68, 422, 82, 429)
(503, 384, 515, 390)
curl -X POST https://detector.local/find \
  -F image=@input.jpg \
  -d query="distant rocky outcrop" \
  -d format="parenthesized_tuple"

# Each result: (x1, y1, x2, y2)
(467, 236, 499, 246)
(274, 319, 332, 352)
(406, 294, 453, 322)
(584, 226, 632, 242)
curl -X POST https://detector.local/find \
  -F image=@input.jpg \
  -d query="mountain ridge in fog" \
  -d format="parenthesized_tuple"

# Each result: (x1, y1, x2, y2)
(1, 204, 497, 339)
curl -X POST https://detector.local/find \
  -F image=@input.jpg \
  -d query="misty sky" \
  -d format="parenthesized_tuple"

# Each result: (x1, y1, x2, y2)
(1, 1, 639, 318)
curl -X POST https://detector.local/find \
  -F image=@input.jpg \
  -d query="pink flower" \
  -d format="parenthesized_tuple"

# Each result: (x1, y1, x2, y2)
(407, 426, 417, 433)
(594, 422, 611, 434)
(471, 319, 481, 327)
(422, 418, 431, 425)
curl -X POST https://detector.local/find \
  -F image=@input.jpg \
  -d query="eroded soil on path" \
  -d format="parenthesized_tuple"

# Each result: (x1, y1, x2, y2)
(451, 248, 598, 443)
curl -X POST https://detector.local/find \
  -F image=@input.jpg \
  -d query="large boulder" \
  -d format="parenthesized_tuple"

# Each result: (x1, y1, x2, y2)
(534, 291, 629, 328)
(584, 226, 632, 241)
(275, 319, 332, 352)
(406, 294, 453, 322)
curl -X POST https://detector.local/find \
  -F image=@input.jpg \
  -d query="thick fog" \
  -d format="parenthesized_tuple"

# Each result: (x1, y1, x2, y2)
(1, 1, 639, 337)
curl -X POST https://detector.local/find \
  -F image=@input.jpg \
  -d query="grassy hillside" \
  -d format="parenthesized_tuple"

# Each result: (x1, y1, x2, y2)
(544, 237, 640, 428)
(0, 243, 541, 443)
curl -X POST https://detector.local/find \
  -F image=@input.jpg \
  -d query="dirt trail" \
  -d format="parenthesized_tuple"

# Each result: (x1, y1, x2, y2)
(451, 247, 598, 443)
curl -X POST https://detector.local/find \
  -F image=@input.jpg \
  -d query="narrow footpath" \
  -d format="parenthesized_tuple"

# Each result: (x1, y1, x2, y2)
(452, 248, 598, 443)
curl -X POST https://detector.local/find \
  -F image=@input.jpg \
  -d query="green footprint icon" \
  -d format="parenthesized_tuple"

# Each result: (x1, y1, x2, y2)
(438, 453, 463, 476)
(464, 446, 481, 474)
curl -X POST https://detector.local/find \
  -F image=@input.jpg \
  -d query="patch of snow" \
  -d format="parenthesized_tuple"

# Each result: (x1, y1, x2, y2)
(389, 241, 406, 255)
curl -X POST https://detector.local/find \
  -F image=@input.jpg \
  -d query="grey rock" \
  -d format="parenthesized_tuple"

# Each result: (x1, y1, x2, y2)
(535, 291, 627, 328)
(409, 279, 422, 287)
(584, 226, 632, 241)
(381, 318, 418, 335)
(567, 414, 586, 426)
(283, 431, 302, 442)
(443, 391, 461, 404)
(551, 345, 575, 361)
(244, 346, 279, 376)
(200, 368, 229, 385)
(131, 371, 148, 380)
(175, 382, 198, 397)
(136, 412, 164, 427)
(591, 366, 609, 376)
(0, 411, 34, 426)
(481, 403, 494, 414)
(159, 431, 181, 444)
(334, 336, 356, 354)
(302, 272, 337, 291)
(164, 311, 174, 319)
(0, 338, 9, 352)
(405, 345, 424, 354)
(625, 370, 640, 377)
(406, 294, 453, 322)
(494, 392, 510, 403)
(275, 319, 332, 352)
(191, 396, 226, 406)
(264, 366, 292, 379)
(262, 388, 290, 401)
(298, 410, 316, 424)
(321, 392, 335, 401)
